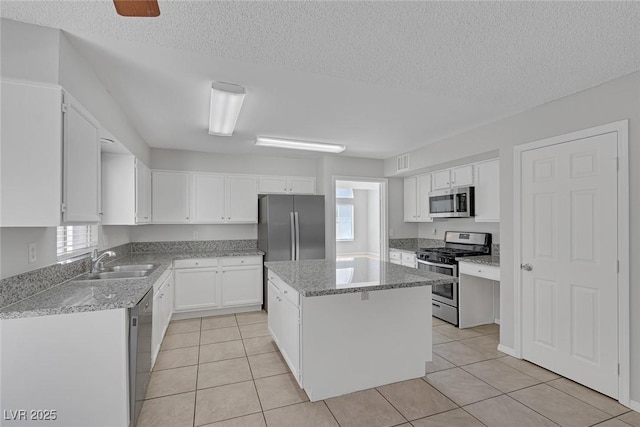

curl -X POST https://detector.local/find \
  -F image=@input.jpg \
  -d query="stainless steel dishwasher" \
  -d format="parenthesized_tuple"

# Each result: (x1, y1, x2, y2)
(129, 288, 153, 427)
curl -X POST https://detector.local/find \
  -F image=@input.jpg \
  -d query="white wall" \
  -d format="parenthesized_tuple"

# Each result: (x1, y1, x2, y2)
(418, 219, 500, 243)
(151, 148, 317, 176)
(0, 18, 59, 84)
(130, 224, 256, 242)
(367, 187, 381, 255)
(388, 178, 419, 238)
(384, 71, 640, 404)
(58, 32, 150, 165)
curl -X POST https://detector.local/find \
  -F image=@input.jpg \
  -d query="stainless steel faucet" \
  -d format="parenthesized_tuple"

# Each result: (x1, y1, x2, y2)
(91, 250, 116, 273)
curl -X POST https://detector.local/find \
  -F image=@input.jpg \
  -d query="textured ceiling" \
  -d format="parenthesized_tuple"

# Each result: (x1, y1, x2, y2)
(2, 1, 639, 159)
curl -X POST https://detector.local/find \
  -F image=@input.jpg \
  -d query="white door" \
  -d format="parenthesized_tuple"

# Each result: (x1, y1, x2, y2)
(416, 174, 433, 222)
(451, 165, 474, 187)
(520, 131, 618, 398)
(431, 170, 451, 190)
(288, 176, 316, 194)
(135, 160, 152, 224)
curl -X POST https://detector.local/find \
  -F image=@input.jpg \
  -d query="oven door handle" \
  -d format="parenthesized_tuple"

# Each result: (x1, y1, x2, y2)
(417, 259, 453, 270)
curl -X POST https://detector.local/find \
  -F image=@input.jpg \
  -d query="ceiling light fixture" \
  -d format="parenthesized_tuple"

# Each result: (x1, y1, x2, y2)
(208, 81, 246, 136)
(255, 136, 346, 153)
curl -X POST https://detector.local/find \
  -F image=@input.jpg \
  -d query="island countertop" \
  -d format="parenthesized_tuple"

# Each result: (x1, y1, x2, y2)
(264, 257, 456, 297)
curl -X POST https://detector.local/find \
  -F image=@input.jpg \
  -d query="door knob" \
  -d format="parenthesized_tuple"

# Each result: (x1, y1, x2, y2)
(520, 263, 533, 271)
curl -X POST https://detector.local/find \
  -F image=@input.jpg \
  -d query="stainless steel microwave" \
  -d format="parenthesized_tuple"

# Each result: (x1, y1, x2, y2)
(428, 186, 475, 218)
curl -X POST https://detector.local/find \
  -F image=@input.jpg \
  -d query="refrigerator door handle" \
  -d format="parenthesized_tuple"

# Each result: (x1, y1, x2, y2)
(290, 212, 296, 261)
(294, 212, 300, 261)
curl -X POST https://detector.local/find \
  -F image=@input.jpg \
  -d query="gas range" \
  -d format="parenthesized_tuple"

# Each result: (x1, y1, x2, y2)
(416, 231, 492, 265)
(416, 231, 492, 326)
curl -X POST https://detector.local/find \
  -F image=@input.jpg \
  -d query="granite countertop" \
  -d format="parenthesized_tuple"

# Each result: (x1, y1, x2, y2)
(264, 257, 456, 297)
(456, 255, 500, 267)
(0, 249, 264, 320)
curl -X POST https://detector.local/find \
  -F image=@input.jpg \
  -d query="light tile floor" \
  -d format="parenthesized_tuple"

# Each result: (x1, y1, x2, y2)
(137, 312, 639, 427)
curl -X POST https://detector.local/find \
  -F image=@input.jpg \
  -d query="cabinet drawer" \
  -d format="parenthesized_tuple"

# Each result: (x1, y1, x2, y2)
(221, 256, 261, 267)
(174, 258, 219, 269)
(281, 281, 299, 307)
(268, 270, 299, 307)
(459, 262, 500, 281)
(389, 251, 401, 261)
(401, 253, 416, 262)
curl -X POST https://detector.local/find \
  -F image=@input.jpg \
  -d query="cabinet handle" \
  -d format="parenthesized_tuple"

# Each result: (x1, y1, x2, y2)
(227, 217, 231, 220)
(221, 217, 224, 219)
(284, 290, 288, 294)
(241, 261, 244, 263)
(186, 217, 189, 220)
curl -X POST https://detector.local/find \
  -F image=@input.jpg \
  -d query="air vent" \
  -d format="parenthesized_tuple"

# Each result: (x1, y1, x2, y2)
(397, 154, 410, 173)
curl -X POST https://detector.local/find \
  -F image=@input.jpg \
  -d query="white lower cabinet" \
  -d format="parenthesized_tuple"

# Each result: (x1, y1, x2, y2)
(152, 267, 174, 366)
(389, 250, 402, 265)
(173, 257, 263, 316)
(267, 273, 301, 381)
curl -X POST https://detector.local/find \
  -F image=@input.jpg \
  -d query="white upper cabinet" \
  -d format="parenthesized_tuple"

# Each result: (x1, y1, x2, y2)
(135, 159, 152, 224)
(192, 174, 225, 223)
(403, 174, 432, 222)
(1, 81, 62, 226)
(403, 177, 418, 222)
(101, 154, 151, 225)
(1, 81, 100, 226)
(431, 165, 474, 190)
(474, 159, 500, 222)
(226, 175, 258, 223)
(152, 171, 257, 224)
(431, 170, 451, 190)
(258, 175, 316, 194)
(451, 165, 474, 187)
(61, 92, 101, 224)
(152, 171, 191, 223)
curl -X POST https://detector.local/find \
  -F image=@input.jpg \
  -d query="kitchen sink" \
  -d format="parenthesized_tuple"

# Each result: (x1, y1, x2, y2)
(84, 263, 159, 280)
(105, 264, 157, 272)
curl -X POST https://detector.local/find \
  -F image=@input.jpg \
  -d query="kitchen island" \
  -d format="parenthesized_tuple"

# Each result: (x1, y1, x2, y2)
(264, 257, 455, 401)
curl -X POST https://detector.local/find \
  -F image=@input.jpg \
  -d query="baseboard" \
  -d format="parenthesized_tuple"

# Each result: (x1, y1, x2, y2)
(629, 399, 640, 412)
(497, 344, 516, 357)
(171, 304, 262, 321)
(494, 318, 500, 325)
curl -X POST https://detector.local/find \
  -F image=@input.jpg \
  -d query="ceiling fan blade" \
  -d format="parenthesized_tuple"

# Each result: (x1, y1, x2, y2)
(113, 0, 160, 17)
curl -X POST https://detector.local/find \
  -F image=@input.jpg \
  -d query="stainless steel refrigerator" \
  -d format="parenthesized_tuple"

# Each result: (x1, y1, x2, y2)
(258, 194, 325, 310)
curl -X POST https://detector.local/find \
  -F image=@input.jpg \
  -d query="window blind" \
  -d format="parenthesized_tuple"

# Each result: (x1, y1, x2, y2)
(56, 225, 98, 260)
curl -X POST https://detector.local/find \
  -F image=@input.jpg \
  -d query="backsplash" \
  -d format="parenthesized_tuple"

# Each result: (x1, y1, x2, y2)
(0, 240, 255, 309)
(492, 244, 500, 256)
(389, 238, 443, 251)
(131, 239, 257, 253)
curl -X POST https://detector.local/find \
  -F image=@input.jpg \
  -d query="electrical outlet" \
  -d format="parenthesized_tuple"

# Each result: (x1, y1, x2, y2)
(28, 243, 37, 264)
(361, 291, 369, 301)
(193, 231, 199, 239)
(432, 228, 437, 235)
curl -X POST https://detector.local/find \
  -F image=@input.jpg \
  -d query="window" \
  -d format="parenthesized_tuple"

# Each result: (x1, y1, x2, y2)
(336, 204, 354, 241)
(336, 187, 354, 198)
(57, 225, 98, 260)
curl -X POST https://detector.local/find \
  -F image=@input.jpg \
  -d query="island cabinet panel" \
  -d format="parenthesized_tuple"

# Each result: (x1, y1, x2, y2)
(300, 286, 431, 401)
(1, 309, 129, 427)
(267, 273, 301, 381)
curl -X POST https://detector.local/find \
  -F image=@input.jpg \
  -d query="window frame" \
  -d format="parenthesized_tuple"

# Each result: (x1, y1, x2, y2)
(335, 202, 355, 242)
(56, 225, 98, 261)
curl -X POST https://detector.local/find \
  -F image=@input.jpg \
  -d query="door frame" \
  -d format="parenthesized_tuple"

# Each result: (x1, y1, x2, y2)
(513, 119, 629, 405)
(330, 176, 388, 262)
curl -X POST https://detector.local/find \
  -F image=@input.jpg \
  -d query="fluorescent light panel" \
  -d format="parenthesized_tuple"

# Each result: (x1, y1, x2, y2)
(255, 136, 346, 153)
(208, 81, 246, 136)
